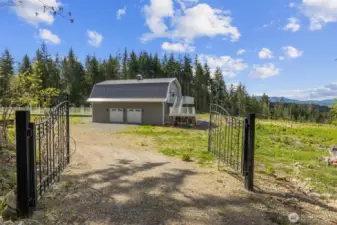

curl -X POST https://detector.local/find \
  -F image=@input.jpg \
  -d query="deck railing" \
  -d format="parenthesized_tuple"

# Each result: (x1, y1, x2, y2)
(167, 96, 194, 105)
(169, 107, 196, 116)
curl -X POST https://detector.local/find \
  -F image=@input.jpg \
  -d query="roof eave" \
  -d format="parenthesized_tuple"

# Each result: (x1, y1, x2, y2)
(87, 98, 166, 103)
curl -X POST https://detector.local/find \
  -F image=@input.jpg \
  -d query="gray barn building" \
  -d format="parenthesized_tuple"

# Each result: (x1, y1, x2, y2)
(87, 76, 195, 125)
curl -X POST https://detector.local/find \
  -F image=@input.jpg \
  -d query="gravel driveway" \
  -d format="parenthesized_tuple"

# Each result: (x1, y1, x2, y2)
(26, 122, 336, 225)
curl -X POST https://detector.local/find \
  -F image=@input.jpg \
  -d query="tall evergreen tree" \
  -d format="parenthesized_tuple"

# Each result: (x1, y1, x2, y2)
(181, 55, 193, 96)
(194, 56, 204, 112)
(122, 48, 128, 79)
(0, 49, 14, 95)
(19, 54, 32, 75)
(128, 50, 139, 79)
(152, 53, 162, 78)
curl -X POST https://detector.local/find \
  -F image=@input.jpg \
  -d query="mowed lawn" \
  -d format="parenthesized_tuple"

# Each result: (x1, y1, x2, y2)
(122, 116, 337, 198)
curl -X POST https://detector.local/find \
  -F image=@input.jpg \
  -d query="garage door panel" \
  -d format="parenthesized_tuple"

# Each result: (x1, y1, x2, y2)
(110, 108, 124, 123)
(127, 108, 142, 124)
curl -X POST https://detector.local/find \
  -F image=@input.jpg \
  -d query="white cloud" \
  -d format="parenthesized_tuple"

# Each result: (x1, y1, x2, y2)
(284, 17, 301, 32)
(143, 0, 174, 36)
(116, 7, 126, 20)
(39, 29, 61, 44)
(141, 2, 240, 43)
(279, 56, 285, 60)
(198, 54, 248, 78)
(176, 0, 199, 10)
(237, 49, 246, 55)
(172, 4, 239, 42)
(161, 42, 195, 52)
(10, 0, 62, 26)
(282, 46, 303, 58)
(258, 48, 273, 59)
(300, 0, 337, 30)
(266, 83, 337, 100)
(249, 63, 280, 79)
(289, 2, 296, 8)
(87, 30, 103, 47)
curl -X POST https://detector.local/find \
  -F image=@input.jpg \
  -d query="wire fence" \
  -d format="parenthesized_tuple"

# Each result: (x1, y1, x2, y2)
(255, 113, 336, 128)
(0, 106, 93, 116)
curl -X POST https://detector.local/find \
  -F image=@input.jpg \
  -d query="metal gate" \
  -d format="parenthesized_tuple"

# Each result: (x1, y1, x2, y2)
(15, 95, 70, 217)
(208, 104, 255, 191)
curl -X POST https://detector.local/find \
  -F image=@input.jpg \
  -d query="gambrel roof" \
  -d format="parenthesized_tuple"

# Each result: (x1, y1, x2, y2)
(87, 78, 178, 103)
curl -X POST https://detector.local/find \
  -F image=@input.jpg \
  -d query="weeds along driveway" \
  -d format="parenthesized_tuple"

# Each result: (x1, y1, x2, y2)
(31, 122, 272, 225)
(28, 122, 336, 225)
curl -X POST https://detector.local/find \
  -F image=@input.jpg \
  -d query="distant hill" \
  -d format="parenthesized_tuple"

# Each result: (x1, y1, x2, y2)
(257, 97, 335, 107)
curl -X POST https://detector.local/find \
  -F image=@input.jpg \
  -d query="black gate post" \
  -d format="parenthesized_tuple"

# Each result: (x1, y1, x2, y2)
(244, 113, 256, 191)
(66, 97, 70, 164)
(208, 104, 212, 152)
(28, 122, 37, 208)
(15, 110, 31, 217)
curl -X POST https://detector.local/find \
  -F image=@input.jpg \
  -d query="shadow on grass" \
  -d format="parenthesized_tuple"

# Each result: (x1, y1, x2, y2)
(36, 159, 282, 225)
(254, 175, 337, 214)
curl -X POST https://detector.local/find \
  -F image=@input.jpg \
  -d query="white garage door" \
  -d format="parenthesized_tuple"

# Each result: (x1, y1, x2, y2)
(127, 108, 142, 124)
(109, 108, 124, 123)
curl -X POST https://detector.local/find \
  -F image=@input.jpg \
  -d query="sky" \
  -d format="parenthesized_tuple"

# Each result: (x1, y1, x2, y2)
(0, 0, 337, 100)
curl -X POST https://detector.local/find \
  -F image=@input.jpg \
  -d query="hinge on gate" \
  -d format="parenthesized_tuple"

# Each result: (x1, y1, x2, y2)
(27, 128, 33, 137)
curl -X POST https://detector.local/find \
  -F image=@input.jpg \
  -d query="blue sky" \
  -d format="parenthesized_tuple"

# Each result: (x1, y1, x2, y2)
(1, 0, 337, 100)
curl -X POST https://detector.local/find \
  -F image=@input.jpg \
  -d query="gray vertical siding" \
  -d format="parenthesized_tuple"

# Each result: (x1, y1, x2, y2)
(92, 102, 163, 125)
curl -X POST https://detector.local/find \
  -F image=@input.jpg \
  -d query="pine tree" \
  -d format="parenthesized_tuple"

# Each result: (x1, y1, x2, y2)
(0, 49, 14, 96)
(19, 54, 32, 75)
(211, 67, 226, 106)
(181, 55, 193, 96)
(128, 50, 139, 79)
(194, 56, 204, 112)
(202, 63, 211, 112)
(122, 48, 128, 79)
(152, 53, 162, 78)
(62, 49, 86, 105)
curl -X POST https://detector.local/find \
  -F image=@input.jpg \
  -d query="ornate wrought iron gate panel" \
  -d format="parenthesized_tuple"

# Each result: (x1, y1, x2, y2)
(208, 104, 255, 191)
(15, 95, 70, 217)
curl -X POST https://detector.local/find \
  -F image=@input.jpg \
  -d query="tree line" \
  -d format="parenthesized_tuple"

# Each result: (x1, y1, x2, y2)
(0, 44, 334, 125)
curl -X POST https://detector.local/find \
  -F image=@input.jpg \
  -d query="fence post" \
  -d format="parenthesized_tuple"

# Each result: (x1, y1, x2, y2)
(28, 122, 37, 208)
(66, 98, 70, 164)
(208, 104, 212, 152)
(244, 113, 256, 191)
(15, 110, 31, 217)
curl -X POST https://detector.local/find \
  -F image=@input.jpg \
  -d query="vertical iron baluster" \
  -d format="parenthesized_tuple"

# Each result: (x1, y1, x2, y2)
(223, 116, 227, 163)
(214, 113, 217, 155)
(218, 114, 222, 163)
(52, 115, 55, 182)
(62, 107, 65, 169)
(230, 117, 234, 167)
(38, 124, 42, 199)
(208, 104, 212, 153)
(236, 119, 241, 170)
(218, 112, 221, 156)
(225, 116, 230, 164)
(46, 120, 50, 188)
(57, 107, 60, 179)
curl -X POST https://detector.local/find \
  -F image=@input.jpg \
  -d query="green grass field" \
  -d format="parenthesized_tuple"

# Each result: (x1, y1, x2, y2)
(255, 119, 337, 196)
(122, 126, 215, 166)
(122, 116, 337, 198)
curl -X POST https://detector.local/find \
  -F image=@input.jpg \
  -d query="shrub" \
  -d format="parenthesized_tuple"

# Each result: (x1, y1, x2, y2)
(181, 153, 191, 162)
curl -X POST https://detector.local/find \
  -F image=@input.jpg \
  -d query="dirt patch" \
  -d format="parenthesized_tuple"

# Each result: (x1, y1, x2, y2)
(22, 122, 337, 225)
